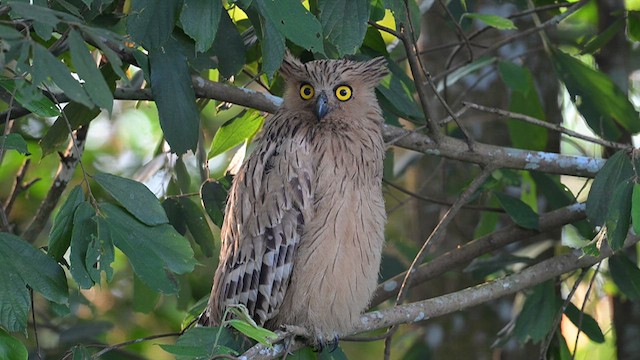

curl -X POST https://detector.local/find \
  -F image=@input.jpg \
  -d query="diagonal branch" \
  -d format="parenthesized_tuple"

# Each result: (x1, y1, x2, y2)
(241, 234, 639, 359)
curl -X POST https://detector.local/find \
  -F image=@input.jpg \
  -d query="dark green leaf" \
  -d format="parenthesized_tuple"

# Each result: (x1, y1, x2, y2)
(31, 43, 93, 108)
(149, 37, 200, 155)
(0, 134, 29, 155)
(0, 233, 68, 333)
(133, 274, 160, 313)
(0, 25, 23, 39)
(586, 150, 633, 226)
(318, 345, 348, 360)
(259, 13, 286, 80)
(127, 0, 181, 49)
(0, 261, 29, 333)
(101, 203, 196, 294)
(48, 185, 85, 261)
(82, 28, 130, 82)
(256, 0, 324, 53)
(39, 102, 100, 157)
(632, 183, 640, 235)
(70, 202, 99, 289)
(605, 180, 632, 250)
(563, 302, 605, 343)
(200, 178, 231, 228)
(495, 192, 539, 230)
(0, 329, 28, 359)
(609, 254, 640, 300)
(513, 281, 561, 343)
(628, 11, 640, 42)
(319, 0, 370, 56)
(71, 344, 91, 360)
(369, 0, 385, 22)
(160, 326, 239, 359)
(581, 17, 625, 54)
(209, 110, 264, 158)
(67, 29, 113, 112)
(462, 13, 517, 30)
(552, 50, 640, 139)
(498, 61, 532, 94)
(361, 25, 389, 56)
(93, 172, 169, 226)
(179, 197, 215, 257)
(211, 9, 247, 78)
(180, 0, 222, 53)
(162, 198, 188, 235)
(377, 61, 423, 120)
(0, 78, 60, 117)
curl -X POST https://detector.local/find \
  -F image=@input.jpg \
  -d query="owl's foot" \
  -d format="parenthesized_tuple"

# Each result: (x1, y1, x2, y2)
(280, 325, 339, 352)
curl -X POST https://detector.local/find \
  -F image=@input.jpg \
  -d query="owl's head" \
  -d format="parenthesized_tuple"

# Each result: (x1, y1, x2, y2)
(279, 52, 388, 123)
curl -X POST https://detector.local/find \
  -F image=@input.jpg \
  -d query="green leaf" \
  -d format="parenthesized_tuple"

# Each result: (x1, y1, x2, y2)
(377, 61, 423, 121)
(0, 24, 23, 40)
(513, 281, 562, 343)
(70, 202, 99, 289)
(200, 178, 232, 228)
(162, 198, 188, 235)
(211, 10, 246, 78)
(259, 13, 286, 80)
(0, 78, 60, 117)
(581, 17, 625, 54)
(39, 102, 100, 157)
(0, 134, 29, 155)
(436, 56, 496, 92)
(563, 302, 605, 343)
(67, 29, 113, 113)
(605, 180, 632, 250)
(133, 274, 160, 313)
(161, 327, 239, 359)
(586, 150, 633, 226)
(317, 346, 348, 360)
(552, 50, 640, 139)
(101, 203, 196, 294)
(180, 0, 223, 53)
(0, 233, 68, 332)
(256, 0, 325, 53)
(179, 197, 215, 257)
(71, 344, 91, 360)
(0, 329, 27, 360)
(494, 192, 539, 230)
(498, 61, 531, 94)
(127, 0, 181, 49)
(209, 111, 264, 158)
(319, 0, 370, 56)
(462, 13, 517, 30)
(149, 37, 200, 155)
(632, 183, 640, 235)
(82, 28, 130, 82)
(48, 185, 85, 261)
(93, 172, 169, 226)
(31, 43, 93, 108)
(609, 254, 640, 300)
(628, 11, 640, 42)
(227, 319, 278, 346)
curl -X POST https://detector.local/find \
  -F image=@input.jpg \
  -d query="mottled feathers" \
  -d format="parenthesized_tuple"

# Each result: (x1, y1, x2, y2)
(200, 53, 388, 344)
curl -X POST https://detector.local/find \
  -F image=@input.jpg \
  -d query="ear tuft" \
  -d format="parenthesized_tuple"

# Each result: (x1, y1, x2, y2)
(362, 57, 389, 85)
(279, 50, 304, 79)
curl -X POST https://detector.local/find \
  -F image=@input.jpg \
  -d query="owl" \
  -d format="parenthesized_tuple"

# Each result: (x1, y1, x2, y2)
(199, 52, 388, 347)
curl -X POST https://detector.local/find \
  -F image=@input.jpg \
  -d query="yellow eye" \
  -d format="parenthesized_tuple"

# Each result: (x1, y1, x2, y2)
(299, 83, 314, 100)
(335, 85, 352, 101)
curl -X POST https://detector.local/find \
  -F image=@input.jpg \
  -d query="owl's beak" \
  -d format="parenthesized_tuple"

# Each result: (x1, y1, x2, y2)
(314, 91, 330, 120)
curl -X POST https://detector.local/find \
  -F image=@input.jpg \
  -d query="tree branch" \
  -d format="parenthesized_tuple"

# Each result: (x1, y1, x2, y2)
(371, 202, 586, 305)
(21, 126, 88, 243)
(241, 233, 639, 359)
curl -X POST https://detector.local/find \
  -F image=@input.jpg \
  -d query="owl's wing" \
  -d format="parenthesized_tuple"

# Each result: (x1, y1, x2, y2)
(209, 129, 313, 325)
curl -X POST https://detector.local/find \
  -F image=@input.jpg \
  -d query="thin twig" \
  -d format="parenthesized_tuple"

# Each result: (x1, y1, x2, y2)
(383, 164, 497, 357)
(30, 288, 42, 360)
(90, 332, 182, 358)
(571, 261, 602, 360)
(439, 0, 474, 62)
(463, 102, 631, 150)
(4, 159, 40, 216)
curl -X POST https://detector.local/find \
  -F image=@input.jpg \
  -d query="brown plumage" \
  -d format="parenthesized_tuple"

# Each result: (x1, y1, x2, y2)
(199, 53, 388, 345)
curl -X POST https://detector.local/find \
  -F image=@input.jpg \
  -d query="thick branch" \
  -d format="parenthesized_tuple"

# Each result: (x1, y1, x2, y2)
(21, 126, 87, 243)
(242, 233, 639, 359)
(371, 202, 586, 305)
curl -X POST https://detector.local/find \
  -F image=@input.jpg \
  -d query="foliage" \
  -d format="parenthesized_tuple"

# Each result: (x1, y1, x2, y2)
(0, 0, 640, 359)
